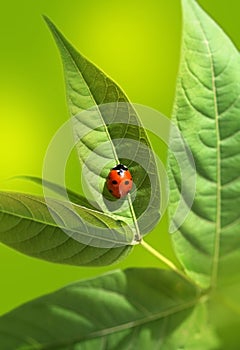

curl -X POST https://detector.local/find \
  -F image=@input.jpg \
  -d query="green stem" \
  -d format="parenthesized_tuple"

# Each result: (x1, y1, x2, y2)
(140, 239, 199, 287)
(127, 194, 141, 242)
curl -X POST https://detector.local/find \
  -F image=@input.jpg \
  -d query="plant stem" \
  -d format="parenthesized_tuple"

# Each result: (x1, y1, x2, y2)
(127, 194, 141, 242)
(140, 239, 197, 286)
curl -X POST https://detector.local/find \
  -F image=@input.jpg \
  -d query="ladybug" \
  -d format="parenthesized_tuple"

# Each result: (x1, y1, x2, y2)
(106, 164, 133, 198)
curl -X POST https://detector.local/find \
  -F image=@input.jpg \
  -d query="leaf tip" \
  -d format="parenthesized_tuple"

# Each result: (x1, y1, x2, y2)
(42, 15, 61, 39)
(181, 0, 198, 12)
(42, 15, 56, 32)
(42, 14, 52, 26)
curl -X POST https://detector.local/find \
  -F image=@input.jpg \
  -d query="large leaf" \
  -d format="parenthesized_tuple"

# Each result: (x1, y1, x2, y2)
(0, 268, 219, 350)
(168, 0, 240, 289)
(0, 192, 133, 265)
(44, 17, 160, 237)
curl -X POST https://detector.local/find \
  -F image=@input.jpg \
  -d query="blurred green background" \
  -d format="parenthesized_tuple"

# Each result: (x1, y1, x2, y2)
(0, 0, 240, 316)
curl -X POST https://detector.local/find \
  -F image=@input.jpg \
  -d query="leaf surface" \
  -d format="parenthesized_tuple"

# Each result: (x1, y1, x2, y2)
(168, 0, 240, 288)
(0, 268, 219, 350)
(0, 192, 133, 265)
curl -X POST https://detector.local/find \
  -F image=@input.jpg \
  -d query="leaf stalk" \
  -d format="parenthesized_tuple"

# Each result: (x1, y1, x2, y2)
(140, 239, 200, 289)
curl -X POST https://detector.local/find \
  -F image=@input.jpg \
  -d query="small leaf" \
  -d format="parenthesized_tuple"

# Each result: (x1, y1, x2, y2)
(0, 268, 218, 350)
(0, 192, 133, 265)
(168, 0, 240, 288)
(44, 17, 160, 238)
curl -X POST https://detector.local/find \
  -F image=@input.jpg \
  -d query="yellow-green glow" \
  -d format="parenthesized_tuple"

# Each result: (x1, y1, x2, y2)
(0, 0, 239, 316)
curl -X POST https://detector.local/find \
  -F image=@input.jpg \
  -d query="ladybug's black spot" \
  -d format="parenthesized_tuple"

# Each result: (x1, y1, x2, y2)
(125, 180, 129, 185)
(112, 180, 118, 185)
(109, 190, 113, 193)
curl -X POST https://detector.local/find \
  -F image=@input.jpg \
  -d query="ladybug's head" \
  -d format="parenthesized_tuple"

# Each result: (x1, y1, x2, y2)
(112, 164, 128, 171)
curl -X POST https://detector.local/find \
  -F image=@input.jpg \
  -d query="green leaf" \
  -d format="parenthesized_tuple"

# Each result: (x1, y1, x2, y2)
(44, 16, 160, 237)
(0, 192, 133, 265)
(0, 268, 218, 350)
(168, 0, 240, 288)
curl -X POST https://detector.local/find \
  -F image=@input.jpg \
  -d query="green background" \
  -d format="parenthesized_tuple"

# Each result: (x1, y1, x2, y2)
(0, 0, 239, 316)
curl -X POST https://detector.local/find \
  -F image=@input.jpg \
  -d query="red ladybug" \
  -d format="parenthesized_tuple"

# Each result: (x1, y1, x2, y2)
(106, 164, 133, 198)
